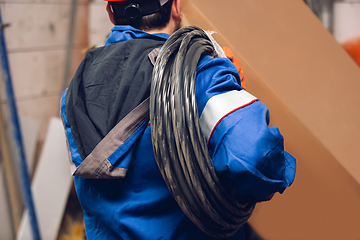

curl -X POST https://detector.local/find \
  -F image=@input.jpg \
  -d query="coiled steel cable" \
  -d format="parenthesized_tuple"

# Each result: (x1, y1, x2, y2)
(150, 26, 256, 238)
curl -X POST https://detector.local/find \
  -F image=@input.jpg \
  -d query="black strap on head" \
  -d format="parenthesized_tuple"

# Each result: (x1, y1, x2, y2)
(124, 3, 143, 21)
(119, 0, 162, 22)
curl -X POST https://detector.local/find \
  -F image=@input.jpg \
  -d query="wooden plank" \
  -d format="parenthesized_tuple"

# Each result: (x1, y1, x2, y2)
(0, 103, 22, 234)
(0, 163, 15, 240)
(0, 114, 39, 238)
(16, 117, 72, 240)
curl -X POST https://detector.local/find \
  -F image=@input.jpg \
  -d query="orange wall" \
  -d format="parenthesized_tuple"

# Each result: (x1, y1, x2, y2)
(183, 0, 360, 239)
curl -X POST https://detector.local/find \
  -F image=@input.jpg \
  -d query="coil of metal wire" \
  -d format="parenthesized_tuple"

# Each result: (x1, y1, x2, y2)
(150, 25, 256, 238)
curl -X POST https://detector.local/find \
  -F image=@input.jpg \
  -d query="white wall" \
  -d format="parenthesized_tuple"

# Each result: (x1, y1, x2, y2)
(0, 0, 88, 238)
(333, 1, 360, 43)
(89, 0, 113, 47)
(0, 0, 88, 141)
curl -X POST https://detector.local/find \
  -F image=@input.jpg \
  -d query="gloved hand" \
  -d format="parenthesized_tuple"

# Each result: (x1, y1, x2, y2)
(222, 47, 247, 90)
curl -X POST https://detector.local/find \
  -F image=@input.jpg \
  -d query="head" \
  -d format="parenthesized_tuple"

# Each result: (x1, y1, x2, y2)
(106, 0, 182, 34)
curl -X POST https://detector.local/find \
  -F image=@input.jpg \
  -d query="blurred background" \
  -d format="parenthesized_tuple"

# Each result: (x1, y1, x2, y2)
(0, 0, 359, 239)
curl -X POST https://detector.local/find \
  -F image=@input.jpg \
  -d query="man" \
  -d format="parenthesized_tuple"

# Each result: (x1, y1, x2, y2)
(61, 0, 296, 239)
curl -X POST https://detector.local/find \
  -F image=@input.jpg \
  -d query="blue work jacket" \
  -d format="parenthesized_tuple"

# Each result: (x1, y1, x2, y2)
(61, 25, 296, 240)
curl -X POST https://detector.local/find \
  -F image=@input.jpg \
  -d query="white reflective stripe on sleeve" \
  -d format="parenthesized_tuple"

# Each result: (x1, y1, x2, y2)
(199, 90, 258, 142)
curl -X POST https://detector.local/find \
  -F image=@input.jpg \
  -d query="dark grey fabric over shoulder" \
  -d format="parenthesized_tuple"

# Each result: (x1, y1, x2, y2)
(65, 38, 166, 160)
(148, 47, 161, 66)
(73, 97, 150, 179)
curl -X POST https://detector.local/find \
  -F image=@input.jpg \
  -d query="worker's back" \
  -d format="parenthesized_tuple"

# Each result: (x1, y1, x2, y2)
(61, 26, 295, 240)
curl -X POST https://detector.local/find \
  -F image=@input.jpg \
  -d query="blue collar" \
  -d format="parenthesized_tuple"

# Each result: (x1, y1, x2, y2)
(105, 25, 170, 46)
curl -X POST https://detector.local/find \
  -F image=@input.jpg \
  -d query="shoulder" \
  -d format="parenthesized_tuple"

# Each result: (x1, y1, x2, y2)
(195, 55, 243, 115)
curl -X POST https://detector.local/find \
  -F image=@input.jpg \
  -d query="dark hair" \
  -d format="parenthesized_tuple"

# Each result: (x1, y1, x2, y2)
(110, 0, 174, 31)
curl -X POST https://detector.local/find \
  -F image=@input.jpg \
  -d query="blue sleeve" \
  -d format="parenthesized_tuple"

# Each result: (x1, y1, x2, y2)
(196, 56, 296, 201)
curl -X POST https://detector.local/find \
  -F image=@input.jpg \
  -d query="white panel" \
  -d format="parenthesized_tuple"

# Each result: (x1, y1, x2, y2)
(15, 95, 62, 141)
(20, 117, 39, 174)
(16, 117, 72, 240)
(333, 2, 360, 43)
